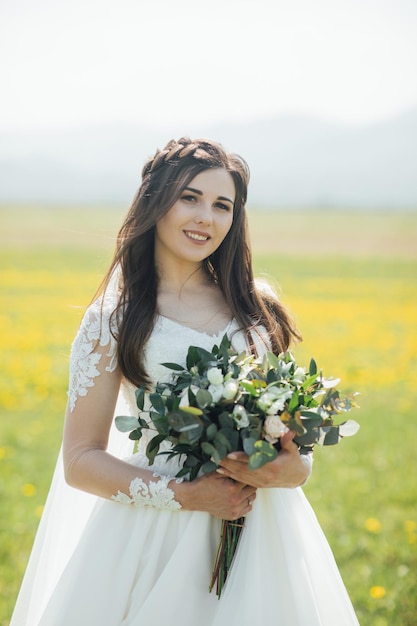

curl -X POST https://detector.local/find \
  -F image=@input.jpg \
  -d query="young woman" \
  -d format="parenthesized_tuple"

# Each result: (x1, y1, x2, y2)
(11, 138, 359, 625)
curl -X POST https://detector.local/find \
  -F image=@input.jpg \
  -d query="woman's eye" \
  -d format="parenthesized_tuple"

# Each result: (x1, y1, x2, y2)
(181, 194, 196, 203)
(215, 202, 231, 211)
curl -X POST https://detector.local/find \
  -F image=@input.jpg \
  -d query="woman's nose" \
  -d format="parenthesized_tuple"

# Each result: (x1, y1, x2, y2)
(194, 202, 213, 225)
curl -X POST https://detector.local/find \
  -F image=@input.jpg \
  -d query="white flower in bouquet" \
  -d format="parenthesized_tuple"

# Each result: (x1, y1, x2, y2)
(223, 379, 239, 400)
(207, 367, 224, 386)
(257, 387, 292, 413)
(232, 404, 250, 428)
(263, 414, 289, 443)
(292, 366, 307, 384)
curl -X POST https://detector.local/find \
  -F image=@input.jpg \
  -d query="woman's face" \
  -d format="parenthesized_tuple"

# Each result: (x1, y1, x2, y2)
(155, 168, 235, 269)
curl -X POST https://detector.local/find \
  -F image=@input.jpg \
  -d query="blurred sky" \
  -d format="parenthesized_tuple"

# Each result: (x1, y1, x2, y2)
(1, 0, 417, 132)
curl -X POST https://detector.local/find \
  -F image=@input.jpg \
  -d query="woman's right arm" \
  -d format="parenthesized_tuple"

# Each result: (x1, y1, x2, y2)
(63, 304, 255, 520)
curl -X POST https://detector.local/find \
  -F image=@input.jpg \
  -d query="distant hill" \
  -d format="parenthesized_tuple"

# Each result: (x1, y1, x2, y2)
(1, 109, 416, 208)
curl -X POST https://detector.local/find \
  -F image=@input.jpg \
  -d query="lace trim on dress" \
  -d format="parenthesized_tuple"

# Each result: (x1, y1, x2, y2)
(68, 297, 119, 412)
(111, 475, 182, 510)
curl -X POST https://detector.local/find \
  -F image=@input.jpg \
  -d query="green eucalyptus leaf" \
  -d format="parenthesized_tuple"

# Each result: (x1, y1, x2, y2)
(286, 412, 306, 436)
(184, 455, 200, 468)
(299, 410, 323, 422)
(128, 430, 143, 441)
(322, 426, 341, 446)
(201, 441, 219, 462)
(309, 358, 318, 375)
(168, 410, 201, 432)
(135, 387, 146, 411)
(161, 362, 186, 371)
(175, 466, 192, 478)
(206, 423, 218, 440)
(115, 415, 139, 432)
(214, 430, 233, 453)
(212, 441, 227, 460)
(196, 389, 212, 408)
(146, 434, 166, 464)
(149, 392, 166, 415)
(219, 412, 234, 429)
(137, 417, 150, 429)
(201, 460, 218, 474)
(248, 442, 278, 470)
(220, 427, 239, 450)
(151, 414, 169, 435)
(243, 437, 256, 455)
(294, 426, 320, 446)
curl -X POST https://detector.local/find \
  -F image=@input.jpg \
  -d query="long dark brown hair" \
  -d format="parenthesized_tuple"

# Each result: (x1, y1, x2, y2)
(96, 137, 301, 388)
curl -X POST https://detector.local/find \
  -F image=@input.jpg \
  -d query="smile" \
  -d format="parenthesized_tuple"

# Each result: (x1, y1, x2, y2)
(184, 231, 210, 242)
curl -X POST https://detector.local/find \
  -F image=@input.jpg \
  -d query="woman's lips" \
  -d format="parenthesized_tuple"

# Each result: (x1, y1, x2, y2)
(184, 230, 210, 243)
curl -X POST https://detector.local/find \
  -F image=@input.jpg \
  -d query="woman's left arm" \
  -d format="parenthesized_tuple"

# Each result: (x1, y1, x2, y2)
(216, 430, 312, 488)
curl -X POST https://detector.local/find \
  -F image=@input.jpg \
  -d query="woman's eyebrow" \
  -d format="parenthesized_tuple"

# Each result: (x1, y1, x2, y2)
(184, 187, 234, 204)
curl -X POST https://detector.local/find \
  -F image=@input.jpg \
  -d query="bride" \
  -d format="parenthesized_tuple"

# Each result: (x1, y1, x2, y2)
(11, 137, 359, 625)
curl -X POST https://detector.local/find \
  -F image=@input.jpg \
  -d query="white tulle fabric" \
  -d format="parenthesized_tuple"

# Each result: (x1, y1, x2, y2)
(11, 302, 359, 626)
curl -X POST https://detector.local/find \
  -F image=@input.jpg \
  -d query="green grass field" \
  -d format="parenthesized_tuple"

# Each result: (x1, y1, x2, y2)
(1, 206, 416, 625)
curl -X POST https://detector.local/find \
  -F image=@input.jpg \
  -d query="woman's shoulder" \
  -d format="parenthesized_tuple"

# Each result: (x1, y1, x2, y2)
(77, 294, 119, 342)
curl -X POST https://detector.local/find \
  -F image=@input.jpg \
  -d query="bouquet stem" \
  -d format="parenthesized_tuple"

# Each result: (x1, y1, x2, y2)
(209, 517, 245, 597)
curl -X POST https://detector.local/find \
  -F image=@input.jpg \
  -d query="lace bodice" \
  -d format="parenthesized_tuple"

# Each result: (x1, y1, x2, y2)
(68, 299, 245, 414)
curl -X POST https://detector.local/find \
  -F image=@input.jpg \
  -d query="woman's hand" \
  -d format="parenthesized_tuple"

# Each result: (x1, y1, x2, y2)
(175, 472, 257, 520)
(216, 431, 311, 489)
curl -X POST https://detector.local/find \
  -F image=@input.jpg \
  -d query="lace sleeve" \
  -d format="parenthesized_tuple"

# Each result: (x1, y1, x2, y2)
(68, 297, 119, 412)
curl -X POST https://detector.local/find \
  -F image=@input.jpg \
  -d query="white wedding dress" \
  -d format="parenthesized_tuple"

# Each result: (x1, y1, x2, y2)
(11, 298, 360, 626)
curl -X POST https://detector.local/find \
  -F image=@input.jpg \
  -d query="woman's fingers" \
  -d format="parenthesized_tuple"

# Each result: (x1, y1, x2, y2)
(216, 431, 310, 488)
(187, 471, 256, 520)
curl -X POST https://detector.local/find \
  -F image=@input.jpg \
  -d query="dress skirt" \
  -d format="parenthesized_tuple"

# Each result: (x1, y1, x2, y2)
(36, 476, 359, 625)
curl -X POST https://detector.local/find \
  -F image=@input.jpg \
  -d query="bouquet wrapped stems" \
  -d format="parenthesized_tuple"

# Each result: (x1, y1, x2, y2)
(209, 517, 245, 596)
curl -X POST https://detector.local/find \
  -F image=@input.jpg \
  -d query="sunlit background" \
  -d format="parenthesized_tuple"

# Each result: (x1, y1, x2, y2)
(1, 2, 417, 625)
(1, 0, 417, 207)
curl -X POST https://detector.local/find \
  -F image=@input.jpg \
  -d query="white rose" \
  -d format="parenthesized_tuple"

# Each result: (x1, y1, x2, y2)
(208, 383, 224, 403)
(207, 367, 224, 386)
(223, 380, 238, 400)
(232, 405, 250, 428)
(263, 415, 288, 443)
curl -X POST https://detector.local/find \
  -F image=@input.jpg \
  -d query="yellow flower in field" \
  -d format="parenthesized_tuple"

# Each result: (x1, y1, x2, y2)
(365, 517, 382, 533)
(404, 520, 417, 544)
(370, 586, 386, 599)
(404, 520, 417, 533)
(22, 483, 37, 497)
(0, 447, 6, 460)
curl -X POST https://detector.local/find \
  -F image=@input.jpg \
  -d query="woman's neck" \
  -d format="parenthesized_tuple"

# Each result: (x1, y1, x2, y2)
(157, 268, 232, 334)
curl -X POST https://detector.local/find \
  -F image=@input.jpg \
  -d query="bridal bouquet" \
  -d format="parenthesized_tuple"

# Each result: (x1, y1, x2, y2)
(116, 335, 359, 596)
